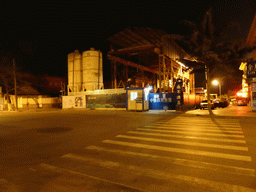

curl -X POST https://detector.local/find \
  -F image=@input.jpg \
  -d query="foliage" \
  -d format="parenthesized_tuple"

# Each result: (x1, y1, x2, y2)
(0, 56, 14, 94)
(177, 10, 255, 75)
(175, 9, 255, 114)
(0, 56, 31, 96)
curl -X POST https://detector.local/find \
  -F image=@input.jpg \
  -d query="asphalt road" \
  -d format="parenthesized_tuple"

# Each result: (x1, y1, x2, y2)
(0, 109, 179, 191)
(0, 107, 256, 191)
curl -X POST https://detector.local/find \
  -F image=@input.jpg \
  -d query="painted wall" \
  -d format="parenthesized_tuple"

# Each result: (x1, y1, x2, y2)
(86, 93, 126, 108)
(17, 96, 61, 109)
(2, 95, 62, 110)
(62, 95, 86, 108)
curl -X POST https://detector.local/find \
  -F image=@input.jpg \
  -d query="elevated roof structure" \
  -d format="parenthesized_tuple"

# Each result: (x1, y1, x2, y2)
(245, 14, 256, 60)
(239, 14, 256, 97)
(107, 27, 195, 93)
(246, 14, 256, 47)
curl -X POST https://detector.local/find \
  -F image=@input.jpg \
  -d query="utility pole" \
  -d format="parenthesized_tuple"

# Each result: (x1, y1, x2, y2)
(73, 51, 75, 92)
(13, 58, 18, 111)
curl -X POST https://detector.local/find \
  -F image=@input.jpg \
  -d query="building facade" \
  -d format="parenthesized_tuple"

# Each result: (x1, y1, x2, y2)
(239, 14, 256, 110)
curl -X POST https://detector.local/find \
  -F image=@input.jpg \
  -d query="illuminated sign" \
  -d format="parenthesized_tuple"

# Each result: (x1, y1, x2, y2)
(131, 92, 137, 100)
(175, 79, 183, 107)
(237, 92, 248, 98)
(247, 61, 256, 78)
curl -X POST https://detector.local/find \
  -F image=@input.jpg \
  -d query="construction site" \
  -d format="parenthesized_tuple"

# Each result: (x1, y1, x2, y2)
(63, 27, 203, 110)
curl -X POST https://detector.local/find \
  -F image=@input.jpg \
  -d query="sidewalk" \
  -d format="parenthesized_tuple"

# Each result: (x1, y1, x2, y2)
(1, 105, 255, 118)
(185, 105, 256, 118)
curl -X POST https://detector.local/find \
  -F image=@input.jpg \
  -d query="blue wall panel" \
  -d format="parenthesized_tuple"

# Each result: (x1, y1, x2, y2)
(148, 93, 177, 110)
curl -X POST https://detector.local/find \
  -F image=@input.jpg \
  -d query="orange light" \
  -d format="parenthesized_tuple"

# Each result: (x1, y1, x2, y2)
(237, 91, 248, 98)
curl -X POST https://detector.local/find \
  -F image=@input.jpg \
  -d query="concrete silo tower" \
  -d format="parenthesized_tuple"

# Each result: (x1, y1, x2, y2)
(82, 48, 103, 91)
(67, 50, 82, 92)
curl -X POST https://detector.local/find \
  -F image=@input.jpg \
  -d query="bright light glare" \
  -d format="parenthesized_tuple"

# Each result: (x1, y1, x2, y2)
(237, 92, 247, 98)
(176, 60, 187, 68)
(144, 86, 152, 101)
(212, 80, 219, 85)
(144, 85, 153, 93)
(131, 92, 137, 100)
(145, 85, 153, 92)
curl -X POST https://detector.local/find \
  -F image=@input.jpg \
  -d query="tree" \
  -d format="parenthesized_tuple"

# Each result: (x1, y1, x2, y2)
(176, 9, 255, 115)
(0, 56, 30, 110)
(0, 57, 14, 104)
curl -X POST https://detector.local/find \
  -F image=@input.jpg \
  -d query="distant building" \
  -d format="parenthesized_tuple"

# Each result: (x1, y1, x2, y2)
(21, 73, 67, 96)
(239, 14, 256, 110)
(41, 75, 67, 96)
(245, 14, 256, 60)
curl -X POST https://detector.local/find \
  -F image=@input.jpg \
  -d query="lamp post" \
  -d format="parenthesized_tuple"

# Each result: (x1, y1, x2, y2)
(212, 80, 221, 99)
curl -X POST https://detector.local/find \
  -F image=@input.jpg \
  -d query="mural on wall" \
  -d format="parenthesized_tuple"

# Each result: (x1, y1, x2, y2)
(62, 95, 85, 108)
(75, 97, 83, 107)
(86, 93, 126, 108)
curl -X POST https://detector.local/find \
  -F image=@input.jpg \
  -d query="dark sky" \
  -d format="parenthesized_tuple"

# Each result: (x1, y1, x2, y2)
(1, 0, 255, 89)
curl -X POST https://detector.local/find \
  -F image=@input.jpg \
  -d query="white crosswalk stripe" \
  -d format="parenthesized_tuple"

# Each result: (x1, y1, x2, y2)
(153, 123, 241, 127)
(144, 125, 243, 132)
(98, 116, 254, 190)
(136, 128, 245, 138)
(115, 135, 248, 151)
(40, 116, 256, 191)
(85, 145, 255, 177)
(127, 131, 246, 143)
(102, 139, 252, 161)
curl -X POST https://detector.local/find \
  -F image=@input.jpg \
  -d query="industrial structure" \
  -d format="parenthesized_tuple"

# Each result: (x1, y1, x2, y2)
(107, 27, 195, 94)
(67, 48, 103, 92)
(64, 27, 202, 110)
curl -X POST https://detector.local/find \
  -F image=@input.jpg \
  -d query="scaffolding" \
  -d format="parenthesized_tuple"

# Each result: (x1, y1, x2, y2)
(107, 27, 194, 93)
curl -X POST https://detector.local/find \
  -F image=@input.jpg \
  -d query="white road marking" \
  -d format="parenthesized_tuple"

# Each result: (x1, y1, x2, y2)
(144, 125, 243, 132)
(167, 120, 240, 122)
(86, 145, 255, 177)
(165, 120, 240, 124)
(56, 155, 256, 192)
(136, 128, 245, 138)
(128, 131, 246, 143)
(151, 121, 241, 125)
(116, 135, 248, 151)
(169, 118, 240, 122)
(103, 140, 252, 161)
(39, 163, 145, 192)
(155, 123, 241, 128)
(157, 121, 240, 124)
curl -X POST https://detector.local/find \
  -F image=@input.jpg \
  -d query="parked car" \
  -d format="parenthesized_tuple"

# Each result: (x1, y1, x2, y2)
(200, 100, 215, 109)
(237, 99, 247, 106)
(213, 99, 229, 108)
(230, 99, 237, 105)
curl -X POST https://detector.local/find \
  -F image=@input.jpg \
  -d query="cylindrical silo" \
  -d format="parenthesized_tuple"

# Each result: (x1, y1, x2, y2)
(68, 50, 82, 92)
(82, 48, 103, 91)
(67, 52, 74, 92)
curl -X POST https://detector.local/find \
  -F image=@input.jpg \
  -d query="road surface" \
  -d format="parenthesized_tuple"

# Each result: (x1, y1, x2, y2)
(0, 106, 256, 191)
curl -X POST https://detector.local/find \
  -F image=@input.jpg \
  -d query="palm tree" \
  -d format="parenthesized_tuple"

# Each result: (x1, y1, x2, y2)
(176, 9, 255, 115)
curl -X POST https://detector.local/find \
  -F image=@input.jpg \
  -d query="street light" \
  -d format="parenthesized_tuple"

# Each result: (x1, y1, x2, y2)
(212, 80, 221, 99)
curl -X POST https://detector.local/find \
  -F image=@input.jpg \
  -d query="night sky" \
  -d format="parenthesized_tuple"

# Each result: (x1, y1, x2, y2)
(1, 0, 255, 92)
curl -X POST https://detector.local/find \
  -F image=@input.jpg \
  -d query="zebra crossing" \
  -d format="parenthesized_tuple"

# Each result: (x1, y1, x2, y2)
(39, 116, 256, 191)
